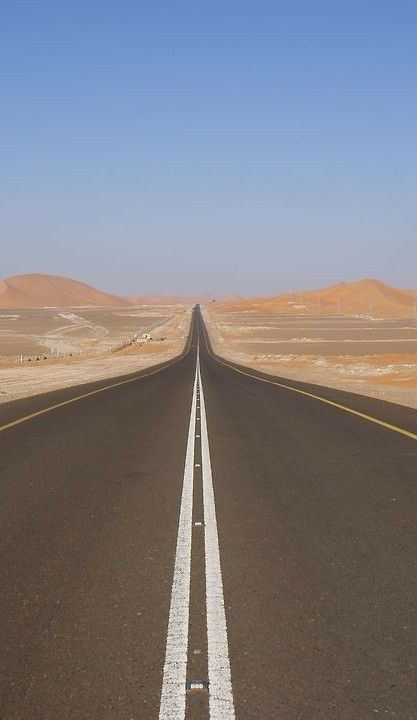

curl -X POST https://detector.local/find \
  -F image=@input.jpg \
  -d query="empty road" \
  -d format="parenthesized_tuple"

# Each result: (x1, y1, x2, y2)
(1, 307, 416, 719)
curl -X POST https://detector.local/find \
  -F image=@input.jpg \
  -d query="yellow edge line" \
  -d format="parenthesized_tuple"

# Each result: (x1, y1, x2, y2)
(0, 336, 193, 434)
(202, 323, 417, 443)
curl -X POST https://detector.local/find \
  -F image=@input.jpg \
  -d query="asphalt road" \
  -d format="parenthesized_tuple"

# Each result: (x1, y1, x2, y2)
(1, 307, 417, 719)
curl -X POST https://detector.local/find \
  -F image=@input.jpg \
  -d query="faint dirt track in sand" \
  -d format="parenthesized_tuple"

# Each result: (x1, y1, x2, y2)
(0, 307, 192, 403)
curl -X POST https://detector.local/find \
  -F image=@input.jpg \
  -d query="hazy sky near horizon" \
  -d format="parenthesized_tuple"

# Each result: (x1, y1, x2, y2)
(1, 1, 417, 296)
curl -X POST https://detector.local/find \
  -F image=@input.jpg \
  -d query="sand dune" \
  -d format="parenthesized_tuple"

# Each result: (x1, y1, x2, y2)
(0, 274, 132, 309)
(213, 279, 417, 319)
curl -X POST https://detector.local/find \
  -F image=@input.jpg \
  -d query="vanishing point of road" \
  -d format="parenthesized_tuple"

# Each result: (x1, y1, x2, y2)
(0, 307, 416, 719)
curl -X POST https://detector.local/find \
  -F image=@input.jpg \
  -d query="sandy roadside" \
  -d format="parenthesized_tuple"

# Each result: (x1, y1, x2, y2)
(0, 307, 192, 404)
(202, 306, 417, 411)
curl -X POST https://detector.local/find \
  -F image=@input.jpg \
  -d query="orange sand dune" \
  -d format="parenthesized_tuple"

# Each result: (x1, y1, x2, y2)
(0, 274, 132, 308)
(213, 279, 417, 319)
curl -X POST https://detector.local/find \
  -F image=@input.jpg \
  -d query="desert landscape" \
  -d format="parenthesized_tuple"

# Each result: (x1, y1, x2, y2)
(203, 279, 417, 410)
(0, 274, 192, 402)
(2, 274, 417, 409)
(0, 307, 177, 359)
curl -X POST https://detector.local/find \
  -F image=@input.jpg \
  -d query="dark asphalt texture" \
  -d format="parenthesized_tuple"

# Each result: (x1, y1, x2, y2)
(0, 307, 416, 719)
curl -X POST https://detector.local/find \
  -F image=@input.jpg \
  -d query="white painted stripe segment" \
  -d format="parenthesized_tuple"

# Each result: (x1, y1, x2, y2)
(158, 361, 198, 720)
(198, 355, 236, 720)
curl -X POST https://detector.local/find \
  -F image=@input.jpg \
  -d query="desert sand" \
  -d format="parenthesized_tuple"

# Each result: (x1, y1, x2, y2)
(0, 306, 175, 359)
(213, 279, 417, 319)
(0, 273, 195, 402)
(0, 273, 131, 309)
(0, 306, 192, 403)
(204, 279, 417, 410)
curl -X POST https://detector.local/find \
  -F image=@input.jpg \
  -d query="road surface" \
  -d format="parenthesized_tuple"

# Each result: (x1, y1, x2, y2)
(0, 307, 416, 719)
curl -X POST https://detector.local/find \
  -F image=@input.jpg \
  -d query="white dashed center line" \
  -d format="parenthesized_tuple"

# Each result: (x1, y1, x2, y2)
(198, 356, 235, 720)
(159, 341, 235, 719)
(158, 357, 197, 719)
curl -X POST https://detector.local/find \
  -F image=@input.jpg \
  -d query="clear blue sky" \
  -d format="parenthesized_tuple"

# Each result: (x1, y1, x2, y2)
(1, 1, 416, 295)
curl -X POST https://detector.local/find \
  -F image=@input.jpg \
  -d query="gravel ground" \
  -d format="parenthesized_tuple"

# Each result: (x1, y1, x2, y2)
(0, 309, 192, 403)
(203, 307, 417, 411)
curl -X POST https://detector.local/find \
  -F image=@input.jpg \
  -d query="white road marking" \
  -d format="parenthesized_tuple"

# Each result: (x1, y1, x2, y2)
(198, 354, 236, 720)
(159, 340, 235, 719)
(158, 360, 198, 720)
